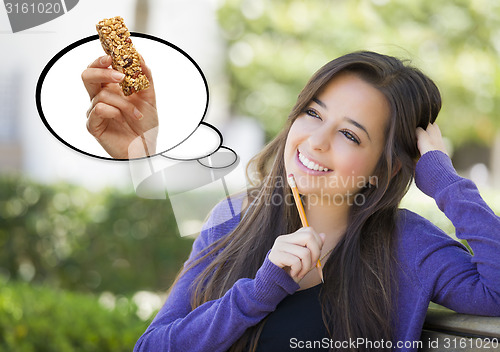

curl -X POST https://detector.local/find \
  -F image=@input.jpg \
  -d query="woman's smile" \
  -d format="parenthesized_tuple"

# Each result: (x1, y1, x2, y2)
(296, 149, 333, 174)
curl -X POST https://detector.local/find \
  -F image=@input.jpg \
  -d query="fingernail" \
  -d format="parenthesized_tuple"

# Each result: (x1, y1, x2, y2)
(100, 55, 110, 65)
(112, 71, 125, 81)
(134, 107, 143, 120)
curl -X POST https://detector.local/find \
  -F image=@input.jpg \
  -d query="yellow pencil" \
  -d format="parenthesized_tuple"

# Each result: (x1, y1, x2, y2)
(287, 174, 324, 283)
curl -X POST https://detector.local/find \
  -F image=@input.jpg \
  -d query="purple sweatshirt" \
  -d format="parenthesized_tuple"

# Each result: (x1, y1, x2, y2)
(134, 151, 500, 351)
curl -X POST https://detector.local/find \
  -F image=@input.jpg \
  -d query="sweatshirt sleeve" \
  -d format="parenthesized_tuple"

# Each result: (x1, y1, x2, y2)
(133, 199, 300, 352)
(413, 150, 500, 315)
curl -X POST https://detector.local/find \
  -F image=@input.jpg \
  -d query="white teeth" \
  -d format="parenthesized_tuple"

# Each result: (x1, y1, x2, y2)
(298, 152, 329, 172)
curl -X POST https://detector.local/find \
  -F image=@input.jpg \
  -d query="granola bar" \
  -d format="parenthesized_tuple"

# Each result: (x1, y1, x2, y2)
(96, 16, 150, 96)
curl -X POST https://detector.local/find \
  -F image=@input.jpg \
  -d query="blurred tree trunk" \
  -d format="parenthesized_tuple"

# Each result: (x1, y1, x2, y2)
(134, 0, 149, 32)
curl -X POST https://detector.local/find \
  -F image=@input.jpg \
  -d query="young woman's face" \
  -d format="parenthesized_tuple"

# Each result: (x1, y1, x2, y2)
(284, 72, 390, 204)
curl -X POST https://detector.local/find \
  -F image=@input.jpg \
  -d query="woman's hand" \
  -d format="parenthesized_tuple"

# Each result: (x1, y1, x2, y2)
(81, 55, 158, 159)
(416, 123, 448, 157)
(268, 227, 325, 283)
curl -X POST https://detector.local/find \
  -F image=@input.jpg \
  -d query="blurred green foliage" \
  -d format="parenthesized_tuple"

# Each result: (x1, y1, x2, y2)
(0, 278, 146, 352)
(217, 0, 500, 145)
(1, 172, 498, 299)
(0, 174, 194, 295)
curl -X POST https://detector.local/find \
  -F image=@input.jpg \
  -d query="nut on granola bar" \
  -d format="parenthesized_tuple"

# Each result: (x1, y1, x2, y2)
(96, 16, 150, 96)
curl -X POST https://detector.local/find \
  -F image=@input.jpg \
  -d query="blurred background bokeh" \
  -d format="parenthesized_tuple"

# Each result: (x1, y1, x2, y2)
(1, 0, 499, 350)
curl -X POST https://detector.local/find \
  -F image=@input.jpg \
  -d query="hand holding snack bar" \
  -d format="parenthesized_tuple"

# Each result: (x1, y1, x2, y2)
(96, 16, 150, 96)
(81, 17, 158, 159)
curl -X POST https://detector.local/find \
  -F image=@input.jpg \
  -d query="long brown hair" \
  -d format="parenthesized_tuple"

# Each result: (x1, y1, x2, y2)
(178, 51, 441, 351)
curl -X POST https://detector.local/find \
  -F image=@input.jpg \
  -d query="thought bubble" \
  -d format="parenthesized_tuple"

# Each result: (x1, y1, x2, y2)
(162, 122, 222, 161)
(36, 33, 209, 160)
(197, 146, 238, 169)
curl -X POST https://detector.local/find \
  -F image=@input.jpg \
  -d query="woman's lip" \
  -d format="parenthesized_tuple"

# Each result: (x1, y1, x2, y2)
(295, 150, 333, 175)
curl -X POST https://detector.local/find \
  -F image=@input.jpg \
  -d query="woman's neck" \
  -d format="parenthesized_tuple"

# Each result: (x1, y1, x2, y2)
(303, 196, 350, 242)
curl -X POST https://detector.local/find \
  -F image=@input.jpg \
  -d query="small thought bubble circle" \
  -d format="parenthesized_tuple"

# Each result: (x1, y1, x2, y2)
(36, 33, 209, 160)
(197, 146, 238, 169)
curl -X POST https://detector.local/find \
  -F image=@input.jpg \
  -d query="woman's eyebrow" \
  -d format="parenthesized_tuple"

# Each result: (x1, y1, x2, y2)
(312, 98, 372, 141)
(344, 117, 371, 141)
(312, 98, 326, 109)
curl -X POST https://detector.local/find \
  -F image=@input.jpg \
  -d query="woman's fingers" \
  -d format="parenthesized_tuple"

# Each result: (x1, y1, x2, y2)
(269, 227, 325, 282)
(82, 55, 125, 100)
(272, 251, 300, 279)
(280, 241, 311, 267)
(275, 245, 314, 281)
(88, 55, 111, 69)
(416, 123, 448, 156)
(283, 228, 323, 261)
(91, 89, 143, 122)
(86, 102, 123, 137)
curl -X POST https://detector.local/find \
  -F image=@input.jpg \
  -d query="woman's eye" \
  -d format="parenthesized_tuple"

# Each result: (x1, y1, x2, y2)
(305, 108, 321, 120)
(341, 130, 360, 145)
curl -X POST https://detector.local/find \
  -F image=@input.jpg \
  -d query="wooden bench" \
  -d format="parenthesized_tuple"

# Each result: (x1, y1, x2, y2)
(420, 305, 500, 351)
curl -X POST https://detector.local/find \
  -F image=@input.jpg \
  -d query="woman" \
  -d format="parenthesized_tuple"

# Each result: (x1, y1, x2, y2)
(82, 51, 500, 351)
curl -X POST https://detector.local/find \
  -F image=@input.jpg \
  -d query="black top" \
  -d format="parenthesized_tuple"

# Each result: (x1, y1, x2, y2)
(255, 283, 330, 351)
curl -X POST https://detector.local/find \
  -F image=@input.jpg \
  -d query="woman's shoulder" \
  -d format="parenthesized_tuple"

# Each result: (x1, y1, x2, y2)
(396, 208, 433, 229)
(395, 208, 465, 257)
(396, 208, 447, 239)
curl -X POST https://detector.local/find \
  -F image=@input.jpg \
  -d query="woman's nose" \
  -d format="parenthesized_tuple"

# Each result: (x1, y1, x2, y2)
(308, 127, 331, 152)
